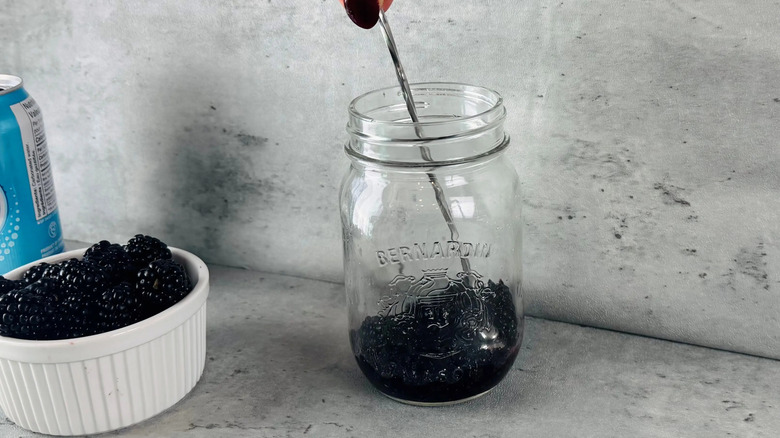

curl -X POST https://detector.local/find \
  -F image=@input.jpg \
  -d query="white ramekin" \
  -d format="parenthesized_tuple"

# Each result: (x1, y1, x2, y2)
(0, 247, 209, 436)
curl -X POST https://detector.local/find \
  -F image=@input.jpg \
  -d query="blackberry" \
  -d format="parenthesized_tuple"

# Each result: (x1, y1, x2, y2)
(43, 259, 110, 298)
(97, 282, 145, 330)
(60, 291, 101, 337)
(83, 240, 135, 283)
(0, 276, 20, 295)
(124, 234, 172, 270)
(20, 262, 53, 286)
(0, 279, 69, 340)
(136, 259, 192, 313)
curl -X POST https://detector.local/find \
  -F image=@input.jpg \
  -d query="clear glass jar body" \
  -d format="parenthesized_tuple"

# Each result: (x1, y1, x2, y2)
(340, 83, 523, 405)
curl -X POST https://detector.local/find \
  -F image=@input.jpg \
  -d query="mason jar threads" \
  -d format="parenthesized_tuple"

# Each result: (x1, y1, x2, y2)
(340, 83, 523, 405)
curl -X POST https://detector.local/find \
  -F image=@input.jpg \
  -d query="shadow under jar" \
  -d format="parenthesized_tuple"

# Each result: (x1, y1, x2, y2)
(340, 83, 524, 405)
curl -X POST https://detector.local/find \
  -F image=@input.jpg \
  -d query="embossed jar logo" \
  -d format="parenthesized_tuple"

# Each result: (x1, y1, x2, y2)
(378, 268, 497, 359)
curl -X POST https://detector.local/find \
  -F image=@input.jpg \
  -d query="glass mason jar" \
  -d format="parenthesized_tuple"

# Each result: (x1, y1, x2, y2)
(340, 83, 523, 405)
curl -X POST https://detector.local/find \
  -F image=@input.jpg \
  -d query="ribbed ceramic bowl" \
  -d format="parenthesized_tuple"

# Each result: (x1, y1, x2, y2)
(0, 247, 209, 436)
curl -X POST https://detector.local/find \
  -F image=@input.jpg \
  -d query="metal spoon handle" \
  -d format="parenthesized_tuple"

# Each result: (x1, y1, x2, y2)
(377, 9, 471, 273)
(378, 9, 420, 125)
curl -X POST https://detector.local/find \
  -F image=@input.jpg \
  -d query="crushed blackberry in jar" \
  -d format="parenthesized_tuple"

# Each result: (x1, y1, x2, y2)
(351, 277, 522, 403)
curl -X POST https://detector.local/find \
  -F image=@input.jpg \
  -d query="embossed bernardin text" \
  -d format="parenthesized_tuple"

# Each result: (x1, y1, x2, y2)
(376, 241, 491, 266)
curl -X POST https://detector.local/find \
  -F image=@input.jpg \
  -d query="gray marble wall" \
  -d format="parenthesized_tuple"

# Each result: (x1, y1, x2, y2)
(2, 1, 779, 358)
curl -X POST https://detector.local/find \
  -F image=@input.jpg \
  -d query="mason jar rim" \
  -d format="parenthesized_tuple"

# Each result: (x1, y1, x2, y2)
(348, 82, 504, 128)
(345, 82, 508, 166)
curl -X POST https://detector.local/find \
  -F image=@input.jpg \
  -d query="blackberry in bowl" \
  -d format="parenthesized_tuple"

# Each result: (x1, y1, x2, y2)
(0, 238, 209, 436)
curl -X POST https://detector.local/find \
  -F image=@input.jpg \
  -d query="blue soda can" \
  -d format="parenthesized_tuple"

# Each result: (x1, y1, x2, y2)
(0, 74, 64, 274)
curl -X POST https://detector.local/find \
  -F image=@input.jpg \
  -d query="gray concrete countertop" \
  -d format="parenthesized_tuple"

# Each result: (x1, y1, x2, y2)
(2, 264, 779, 437)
